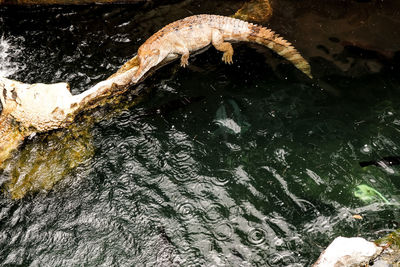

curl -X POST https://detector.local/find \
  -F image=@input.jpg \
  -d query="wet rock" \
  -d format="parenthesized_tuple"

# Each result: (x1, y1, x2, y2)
(0, 115, 26, 168)
(0, 77, 77, 132)
(0, 55, 142, 170)
(0, 50, 181, 198)
(375, 229, 400, 266)
(233, 0, 273, 24)
(313, 236, 382, 267)
(0, 54, 143, 131)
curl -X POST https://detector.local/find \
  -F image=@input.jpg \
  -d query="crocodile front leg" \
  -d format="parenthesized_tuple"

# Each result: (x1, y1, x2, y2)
(174, 42, 190, 67)
(211, 29, 234, 64)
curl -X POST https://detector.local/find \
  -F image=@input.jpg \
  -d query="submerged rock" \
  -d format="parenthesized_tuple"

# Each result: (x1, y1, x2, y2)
(0, 115, 26, 168)
(214, 99, 250, 136)
(3, 126, 94, 200)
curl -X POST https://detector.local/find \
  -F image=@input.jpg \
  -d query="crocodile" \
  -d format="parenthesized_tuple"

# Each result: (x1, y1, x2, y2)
(131, 14, 312, 82)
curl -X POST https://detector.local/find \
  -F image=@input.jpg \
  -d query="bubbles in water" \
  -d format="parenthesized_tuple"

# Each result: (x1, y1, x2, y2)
(360, 144, 372, 154)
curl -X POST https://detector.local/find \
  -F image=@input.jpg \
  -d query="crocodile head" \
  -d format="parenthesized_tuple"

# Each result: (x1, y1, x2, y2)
(132, 47, 162, 82)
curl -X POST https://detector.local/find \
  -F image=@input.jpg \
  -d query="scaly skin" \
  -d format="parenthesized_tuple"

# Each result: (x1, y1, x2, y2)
(132, 14, 312, 82)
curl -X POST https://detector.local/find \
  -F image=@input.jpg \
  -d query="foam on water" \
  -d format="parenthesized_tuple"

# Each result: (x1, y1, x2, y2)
(0, 36, 21, 78)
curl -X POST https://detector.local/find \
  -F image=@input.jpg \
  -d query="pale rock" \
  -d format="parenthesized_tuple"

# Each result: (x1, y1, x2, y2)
(0, 77, 77, 131)
(313, 236, 383, 267)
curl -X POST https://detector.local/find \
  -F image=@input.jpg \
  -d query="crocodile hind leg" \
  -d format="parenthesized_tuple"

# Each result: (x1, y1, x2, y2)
(211, 29, 234, 64)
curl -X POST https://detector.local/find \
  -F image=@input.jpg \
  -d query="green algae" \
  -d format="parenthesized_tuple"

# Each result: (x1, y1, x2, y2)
(376, 229, 400, 249)
(3, 126, 94, 200)
(353, 184, 390, 204)
(375, 229, 400, 265)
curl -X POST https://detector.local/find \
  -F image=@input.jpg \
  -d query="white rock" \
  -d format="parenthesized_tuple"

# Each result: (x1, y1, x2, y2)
(313, 236, 383, 267)
(0, 77, 76, 131)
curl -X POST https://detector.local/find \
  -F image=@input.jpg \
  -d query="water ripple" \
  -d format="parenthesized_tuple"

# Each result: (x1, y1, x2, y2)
(203, 203, 227, 223)
(247, 228, 267, 246)
(267, 252, 300, 266)
(211, 169, 232, 186)
(162, 131, 199, 182)
(176, 202, 196, 221)
(213, 222, 233, 241)
(1, 5, 400, 267)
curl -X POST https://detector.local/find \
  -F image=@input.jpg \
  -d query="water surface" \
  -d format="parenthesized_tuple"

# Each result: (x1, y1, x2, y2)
(0, 2, 399, 266)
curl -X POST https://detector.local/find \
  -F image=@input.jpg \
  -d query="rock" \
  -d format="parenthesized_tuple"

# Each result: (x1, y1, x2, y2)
(0, 51, 181, 171)
(0, 78, 77, 131)
(373, 259, 391, 267)
(0, 115, 26, 167)
(0, 55, 138, 169)
(313, 236, 383, 267)
(233, 0, 273, 24)
(0, 55, 143, 133)
(375, 229, 400, 265)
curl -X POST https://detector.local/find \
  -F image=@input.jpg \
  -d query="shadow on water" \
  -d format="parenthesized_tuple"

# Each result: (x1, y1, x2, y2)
(0, 1, 400, 266)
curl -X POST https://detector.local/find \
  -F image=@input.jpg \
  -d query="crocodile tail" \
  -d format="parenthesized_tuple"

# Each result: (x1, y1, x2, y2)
(246, 24, 312, 79)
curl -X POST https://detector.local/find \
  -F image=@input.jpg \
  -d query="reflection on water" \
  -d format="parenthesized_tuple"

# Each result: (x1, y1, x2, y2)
(0, 2, 400, 266)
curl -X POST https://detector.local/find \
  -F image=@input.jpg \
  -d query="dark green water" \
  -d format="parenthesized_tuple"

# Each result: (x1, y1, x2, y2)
(1, 2, 400, 266)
